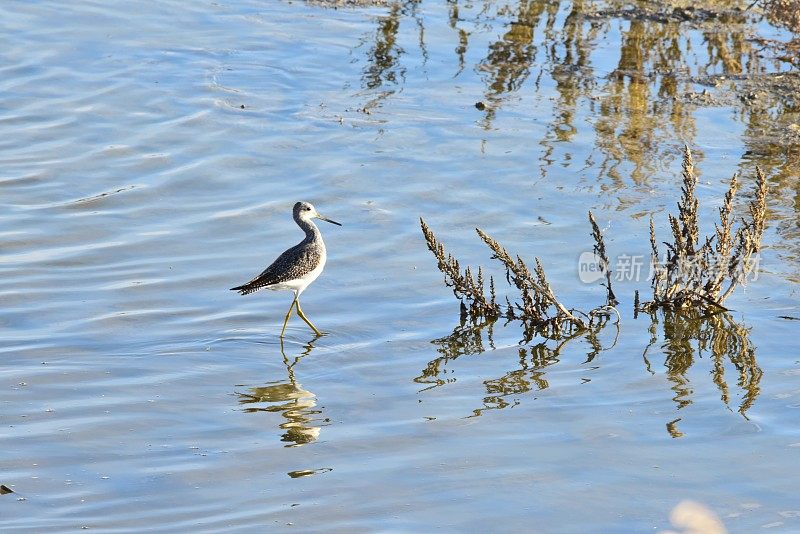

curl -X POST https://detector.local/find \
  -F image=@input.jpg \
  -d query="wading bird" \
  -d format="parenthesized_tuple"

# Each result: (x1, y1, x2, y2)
(231, 201, 340, 337)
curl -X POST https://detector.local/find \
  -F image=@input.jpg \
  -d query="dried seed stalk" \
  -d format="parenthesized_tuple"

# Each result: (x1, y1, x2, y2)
(588, 211, 618, 307)
(640, 147, 768, 312)
(421, 217, 618, 338)
(420, 218, 500, 319)
(475, 228, 587, 335)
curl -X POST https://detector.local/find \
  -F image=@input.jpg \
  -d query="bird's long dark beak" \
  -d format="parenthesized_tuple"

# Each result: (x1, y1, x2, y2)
(317, 214, 341, 226)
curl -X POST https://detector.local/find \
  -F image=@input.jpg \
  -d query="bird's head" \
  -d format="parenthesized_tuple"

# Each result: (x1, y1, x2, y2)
(293, 201, 341, 226)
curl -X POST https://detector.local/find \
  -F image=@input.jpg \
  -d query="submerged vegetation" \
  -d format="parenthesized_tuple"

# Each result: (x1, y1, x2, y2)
(332, 0, 799, 281)
(763, 0, 800, 34)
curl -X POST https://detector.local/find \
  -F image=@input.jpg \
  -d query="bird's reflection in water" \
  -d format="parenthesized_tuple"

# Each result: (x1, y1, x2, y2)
(237, 337, 326, 447)
(420, 310, 761, 432)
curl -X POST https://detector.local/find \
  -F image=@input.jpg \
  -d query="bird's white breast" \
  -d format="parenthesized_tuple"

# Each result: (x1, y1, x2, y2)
(272, 246, 326, 294)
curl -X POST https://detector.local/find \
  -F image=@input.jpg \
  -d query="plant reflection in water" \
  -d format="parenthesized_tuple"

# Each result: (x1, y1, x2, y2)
(418, 310, 761, 434)
(640, 308, 762, 437)
(416, 316, 616, 416)
(344, 0, 800, 276)
(236, 337, 327, 447)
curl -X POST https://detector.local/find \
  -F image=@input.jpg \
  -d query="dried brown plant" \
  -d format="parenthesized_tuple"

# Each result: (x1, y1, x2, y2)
(641, 146, 768, 312)
(589, 211, 619, 307)
(475, 227, 588, 336)
(761, 0, 800, 34)
(420, 218, 500, 320)
(420, 214, 618, 339)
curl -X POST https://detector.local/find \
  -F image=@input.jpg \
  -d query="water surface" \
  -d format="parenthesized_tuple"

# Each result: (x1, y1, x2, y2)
(2, 1, 799, 531)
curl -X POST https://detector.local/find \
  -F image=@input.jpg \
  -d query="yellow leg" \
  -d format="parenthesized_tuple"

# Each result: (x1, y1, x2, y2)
(280, 297, 298, 338)
(295, 298, 323, 336)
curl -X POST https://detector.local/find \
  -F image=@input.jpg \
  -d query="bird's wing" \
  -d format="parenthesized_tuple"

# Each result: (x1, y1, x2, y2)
(230, 243, 316, 295)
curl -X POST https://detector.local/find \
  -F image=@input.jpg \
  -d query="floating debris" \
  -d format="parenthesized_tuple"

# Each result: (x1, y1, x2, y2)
(287, 467, 332, 479)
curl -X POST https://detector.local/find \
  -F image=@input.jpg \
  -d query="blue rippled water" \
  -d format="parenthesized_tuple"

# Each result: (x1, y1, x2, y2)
(2, 1, 799, 531)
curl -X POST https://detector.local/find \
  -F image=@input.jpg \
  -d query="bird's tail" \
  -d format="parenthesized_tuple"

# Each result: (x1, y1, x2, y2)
(230, 283, 260, 296)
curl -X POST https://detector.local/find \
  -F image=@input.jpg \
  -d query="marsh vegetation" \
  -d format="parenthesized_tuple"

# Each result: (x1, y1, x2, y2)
(421, 145, 768, 323)
(420, 145, 769, 426)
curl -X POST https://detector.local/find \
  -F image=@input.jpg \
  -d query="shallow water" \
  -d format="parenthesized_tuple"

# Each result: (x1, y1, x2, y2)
(2, 0, 799, 531)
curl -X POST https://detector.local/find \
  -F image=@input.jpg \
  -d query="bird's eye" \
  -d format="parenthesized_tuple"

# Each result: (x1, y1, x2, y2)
(305, 207, 311, 211)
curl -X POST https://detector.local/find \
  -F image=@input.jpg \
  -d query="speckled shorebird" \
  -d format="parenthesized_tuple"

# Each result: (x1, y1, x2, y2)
(231, 201, 341, 337)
